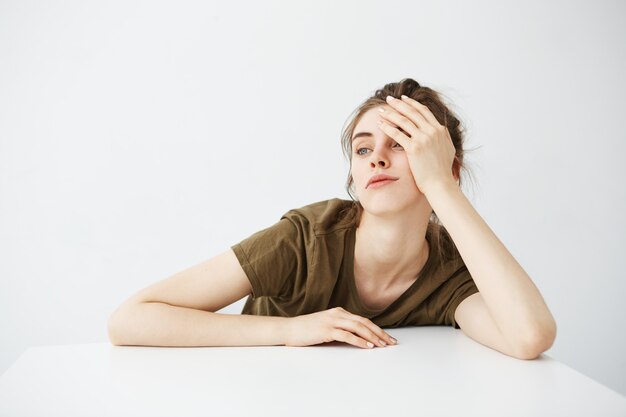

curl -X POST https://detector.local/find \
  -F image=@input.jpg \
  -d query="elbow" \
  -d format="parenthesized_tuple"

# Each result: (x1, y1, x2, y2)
(514, 346, 545, 360)
(514, 320, 557, 360)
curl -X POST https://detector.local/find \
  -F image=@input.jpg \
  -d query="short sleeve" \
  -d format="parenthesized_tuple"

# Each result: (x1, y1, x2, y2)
(230, 215, 305, 299)
(444, 266, 480, 329)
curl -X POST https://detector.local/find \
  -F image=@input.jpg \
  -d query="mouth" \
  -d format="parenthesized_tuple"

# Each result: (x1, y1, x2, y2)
(366, 174, 399, 188)
(367, 179, 398, 189)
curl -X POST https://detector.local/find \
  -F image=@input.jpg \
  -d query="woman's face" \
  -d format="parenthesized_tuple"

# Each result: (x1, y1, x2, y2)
(350, 105, 425, 215)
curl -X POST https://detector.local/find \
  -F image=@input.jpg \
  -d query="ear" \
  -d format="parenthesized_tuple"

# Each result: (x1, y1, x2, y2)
(452, 156, 461, 184)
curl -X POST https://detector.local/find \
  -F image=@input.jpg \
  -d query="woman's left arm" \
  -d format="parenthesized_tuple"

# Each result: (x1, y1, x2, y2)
(378, 94, 557, 359)
(425, 179, 557, 358)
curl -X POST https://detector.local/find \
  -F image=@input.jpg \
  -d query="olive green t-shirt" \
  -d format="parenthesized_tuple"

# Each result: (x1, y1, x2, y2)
(230, 198, 479, 329)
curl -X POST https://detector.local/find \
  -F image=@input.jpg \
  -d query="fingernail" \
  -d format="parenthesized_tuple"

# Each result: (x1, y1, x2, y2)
(367, 342, 374, 348)
(378, 107, 385, 112)
(390, 337, 397, 344)
(386, 95, 395, 102)
(379, 339, 387, 346)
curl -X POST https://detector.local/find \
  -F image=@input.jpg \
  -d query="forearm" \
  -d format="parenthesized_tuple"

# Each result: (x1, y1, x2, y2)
(425, 181, 556, 347)
(108, 302, 289, 347)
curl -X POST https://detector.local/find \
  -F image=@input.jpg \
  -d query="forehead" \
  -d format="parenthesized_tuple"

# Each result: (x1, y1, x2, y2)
(352, 105, 403, 142)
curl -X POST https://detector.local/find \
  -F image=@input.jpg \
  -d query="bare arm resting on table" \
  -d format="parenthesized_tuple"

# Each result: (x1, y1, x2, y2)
(107, 248, 288, 347)
(107, 248, 395, 349)
(426, 180, 558, 360)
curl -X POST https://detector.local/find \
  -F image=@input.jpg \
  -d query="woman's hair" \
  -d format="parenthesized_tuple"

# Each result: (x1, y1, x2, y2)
(339, 77, 479, 268)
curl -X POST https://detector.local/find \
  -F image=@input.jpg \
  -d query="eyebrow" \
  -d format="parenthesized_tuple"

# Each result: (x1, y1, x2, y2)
(351, 129, 406, 142)
(351, 131, 373, 142)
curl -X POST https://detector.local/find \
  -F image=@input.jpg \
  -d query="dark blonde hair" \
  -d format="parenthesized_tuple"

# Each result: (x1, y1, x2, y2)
(339, 78, 478, 267)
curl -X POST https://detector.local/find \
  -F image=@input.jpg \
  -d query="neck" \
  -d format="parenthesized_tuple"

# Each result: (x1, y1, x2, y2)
(354, 202, 431, 291)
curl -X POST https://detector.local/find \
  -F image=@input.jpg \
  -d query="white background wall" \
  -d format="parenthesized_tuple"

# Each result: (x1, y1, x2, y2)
(1, 0, 625, 397)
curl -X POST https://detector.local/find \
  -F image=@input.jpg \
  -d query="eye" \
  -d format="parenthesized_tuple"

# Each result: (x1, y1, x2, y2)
(355, 143, 403, 156)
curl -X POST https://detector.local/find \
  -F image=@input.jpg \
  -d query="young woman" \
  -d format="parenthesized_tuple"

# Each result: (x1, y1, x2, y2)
(108, 78, 557, 359)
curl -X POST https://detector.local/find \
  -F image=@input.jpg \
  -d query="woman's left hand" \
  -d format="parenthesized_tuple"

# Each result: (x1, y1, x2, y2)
(377, 94, 458, 195)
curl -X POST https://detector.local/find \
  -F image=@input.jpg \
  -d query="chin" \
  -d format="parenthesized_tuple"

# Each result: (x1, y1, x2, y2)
(360, 192, 419, 216)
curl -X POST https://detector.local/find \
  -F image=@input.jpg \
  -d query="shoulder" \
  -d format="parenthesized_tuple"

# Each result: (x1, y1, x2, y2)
(280, 198, 356, 236)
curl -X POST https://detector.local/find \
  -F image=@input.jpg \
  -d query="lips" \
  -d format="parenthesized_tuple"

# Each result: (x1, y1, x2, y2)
(366, 174, 399, 188)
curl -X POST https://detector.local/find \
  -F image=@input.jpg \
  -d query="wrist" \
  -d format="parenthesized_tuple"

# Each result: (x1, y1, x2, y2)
(422, 177, 458, 197)
(281, 316, 295, 346)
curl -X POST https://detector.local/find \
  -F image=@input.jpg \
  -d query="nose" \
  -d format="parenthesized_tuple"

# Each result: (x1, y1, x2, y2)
(369, 148, 389, 168)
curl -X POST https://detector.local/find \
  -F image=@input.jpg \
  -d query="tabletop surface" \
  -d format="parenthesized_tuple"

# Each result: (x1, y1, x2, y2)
(1, 326, 625, 417)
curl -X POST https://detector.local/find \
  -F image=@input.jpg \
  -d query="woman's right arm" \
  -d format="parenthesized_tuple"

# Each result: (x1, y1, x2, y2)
(107, 248, 290, 347)
(107, 248, 396, 349)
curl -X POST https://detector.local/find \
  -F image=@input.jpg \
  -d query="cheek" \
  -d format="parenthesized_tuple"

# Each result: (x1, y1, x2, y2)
(395, 151, 409, 163)
(390, 154, 408, 172)
(351, 167, 367, 188)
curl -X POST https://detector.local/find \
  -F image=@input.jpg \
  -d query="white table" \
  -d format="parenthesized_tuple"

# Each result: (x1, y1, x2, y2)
(1, 326, 625, 417)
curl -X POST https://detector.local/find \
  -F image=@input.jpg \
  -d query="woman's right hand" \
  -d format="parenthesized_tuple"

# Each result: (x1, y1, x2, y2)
(284, 307, 397, 349)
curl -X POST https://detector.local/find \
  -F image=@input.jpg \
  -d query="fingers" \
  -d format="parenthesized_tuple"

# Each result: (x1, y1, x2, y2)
(333, 328, 376, 349)
(336, 307, 397, 346)
(385, 95, 432, 129)
(379, 104, 423, 139)
(344, 310, 397, 345)
(399, 95, 441, 128)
